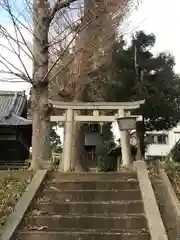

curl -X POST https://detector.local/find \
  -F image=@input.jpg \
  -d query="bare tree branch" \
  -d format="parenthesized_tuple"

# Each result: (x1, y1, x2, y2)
(44, 17, 91, 82)
(50, 47, 82, 84)
(0, 61, 30, 82)
(49, 0, 78, 23)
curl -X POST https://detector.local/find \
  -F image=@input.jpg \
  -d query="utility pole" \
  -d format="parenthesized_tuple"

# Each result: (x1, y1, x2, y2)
(134, 43, 145, 161)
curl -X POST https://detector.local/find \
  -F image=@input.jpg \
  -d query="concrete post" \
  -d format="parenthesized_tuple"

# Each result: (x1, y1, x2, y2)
(118, 109, 131, 166)
(120, 130, 131, 166)
(58, 125, 64, 171)
(117, 156, 121, 171)
(62, 108, 73, 172)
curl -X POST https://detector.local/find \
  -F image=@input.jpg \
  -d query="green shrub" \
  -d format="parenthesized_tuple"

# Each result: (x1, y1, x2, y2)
(96, 140, 117, 172)
(168, 139, 180, 163)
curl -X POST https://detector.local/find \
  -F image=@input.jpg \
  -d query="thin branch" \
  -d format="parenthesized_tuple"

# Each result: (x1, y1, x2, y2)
(0, 25, 31, 55)
(0, 42, 32, 61)
(0, 30, 32, 83)
(0, 1, 34, 39)
(49, 0, 78, 23)
(48, 17, 81, 48)
(0, 53, 28, 77)
(0, 2, 34, 58)
(44, 18, 92, 82)
(49, 47, 82, 84)
(5, 2, 32, 83)
(0, 61, 30, 82)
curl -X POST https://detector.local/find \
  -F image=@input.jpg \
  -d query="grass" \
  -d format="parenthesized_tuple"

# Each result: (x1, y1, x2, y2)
(0, 174, 32, 226)
(167, 171, 180, 200)
(148, 160, 180, 200)
(160, 160, 180, 200)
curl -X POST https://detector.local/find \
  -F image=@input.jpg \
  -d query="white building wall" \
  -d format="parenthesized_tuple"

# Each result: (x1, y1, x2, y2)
(112, 121, 180, 158)
(146, 124, 180, 157)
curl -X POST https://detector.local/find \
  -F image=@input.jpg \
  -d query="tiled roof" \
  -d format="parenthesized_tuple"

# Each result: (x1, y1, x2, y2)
(0, 91, 31, 125)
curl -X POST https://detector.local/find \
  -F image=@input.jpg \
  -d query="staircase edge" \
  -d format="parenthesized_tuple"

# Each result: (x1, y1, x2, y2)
(0, 169, 47, 240)
(134, 160, 168, 240)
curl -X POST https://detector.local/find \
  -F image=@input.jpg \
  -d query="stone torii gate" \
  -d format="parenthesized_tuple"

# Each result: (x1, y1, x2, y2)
(50, 100, 145, 171)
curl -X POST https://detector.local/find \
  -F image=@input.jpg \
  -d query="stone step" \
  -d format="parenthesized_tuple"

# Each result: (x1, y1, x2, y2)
(22, 214, 147, 230)
(49, 172, 137, 181)
(45, 180, 139, 190)
(38, 189, 142, 202)
(31, 201, 144, 215)
(16, 230, 150, 240)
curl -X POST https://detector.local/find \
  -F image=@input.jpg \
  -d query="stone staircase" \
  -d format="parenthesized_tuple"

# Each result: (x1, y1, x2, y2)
(14, 172, 150, 240)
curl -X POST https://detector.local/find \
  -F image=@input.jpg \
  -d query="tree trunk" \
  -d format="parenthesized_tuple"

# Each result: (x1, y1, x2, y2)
(136, 121, 145, 161)
(30, 0, 51, 170)
(69, 0, 92, 172)
(30, 86, 51, 170)
(69, 0, 114, 171)
(71, 121, 88, 172)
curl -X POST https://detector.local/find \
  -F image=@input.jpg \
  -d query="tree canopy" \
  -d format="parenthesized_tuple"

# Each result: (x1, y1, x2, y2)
(105, 31, 180, 131)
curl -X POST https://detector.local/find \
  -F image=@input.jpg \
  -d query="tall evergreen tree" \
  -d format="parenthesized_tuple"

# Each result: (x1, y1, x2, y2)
(106, 31, 180, 131)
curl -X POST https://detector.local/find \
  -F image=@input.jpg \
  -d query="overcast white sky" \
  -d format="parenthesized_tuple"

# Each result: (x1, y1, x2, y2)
(0, 0, 180, 92)
(128, 0, 180, 73)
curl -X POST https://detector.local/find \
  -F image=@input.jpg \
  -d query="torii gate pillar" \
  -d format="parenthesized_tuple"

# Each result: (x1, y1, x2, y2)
(63, 108, 73, 171)
(118, 109, 132, 166)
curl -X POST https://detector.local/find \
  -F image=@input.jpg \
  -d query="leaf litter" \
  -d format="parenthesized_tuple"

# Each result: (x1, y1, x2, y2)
(0, 175, 30, 226)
